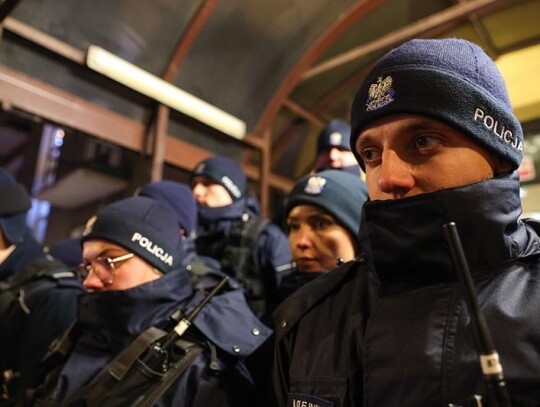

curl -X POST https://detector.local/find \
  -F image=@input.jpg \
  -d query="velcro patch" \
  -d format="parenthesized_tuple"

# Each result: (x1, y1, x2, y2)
(287, 393, 334, 407)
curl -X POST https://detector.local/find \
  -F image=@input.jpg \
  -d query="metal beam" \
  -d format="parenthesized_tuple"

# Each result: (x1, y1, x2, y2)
(0, 0, 21, 23)
(150, 105, 169, 182)
(301, 0, 519, 81)
(253, 0, 385, 136)
(283, 99, 325, 127)
(161, 0, 219, 82)
(0, 64, 294, 191)
(3, 17, 86, 64)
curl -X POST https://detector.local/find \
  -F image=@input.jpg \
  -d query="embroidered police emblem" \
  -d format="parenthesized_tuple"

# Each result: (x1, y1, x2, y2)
(366, 75, 394, 111)
(304, 176, 326, 195)
(194, 162, 206, 174)
(82, 215, 97, 236)
(329, 131, 342, 146)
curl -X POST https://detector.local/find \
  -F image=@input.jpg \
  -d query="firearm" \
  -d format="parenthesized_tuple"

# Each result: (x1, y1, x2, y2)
(443, 222, 511, 407)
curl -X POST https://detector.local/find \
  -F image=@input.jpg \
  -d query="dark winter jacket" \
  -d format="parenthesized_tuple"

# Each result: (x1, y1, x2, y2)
(196, 198, 293, 315)
(273, 172, 540, 407)
(0, 233, 84, 404)
(53, 268, 272, 406)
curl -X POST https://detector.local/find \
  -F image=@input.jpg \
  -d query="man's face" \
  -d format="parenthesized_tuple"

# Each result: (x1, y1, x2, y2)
(287, 204, 356, 272)
(81, 240, 161, 292)
(191, 175, 233, 207)
(355, 114, 509, 201)
(315, 147, 358, 171)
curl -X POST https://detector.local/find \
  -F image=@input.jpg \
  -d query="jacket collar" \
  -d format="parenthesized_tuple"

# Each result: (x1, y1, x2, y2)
(77, 269, 193, 336)
(361, 172, 540, 291)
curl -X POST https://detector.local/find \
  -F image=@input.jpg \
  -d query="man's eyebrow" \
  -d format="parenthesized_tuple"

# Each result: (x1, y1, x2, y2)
(357, 119, 448, 143)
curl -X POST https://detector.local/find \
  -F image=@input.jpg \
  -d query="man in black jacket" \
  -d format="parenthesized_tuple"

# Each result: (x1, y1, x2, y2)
(273, 38, 540, 407)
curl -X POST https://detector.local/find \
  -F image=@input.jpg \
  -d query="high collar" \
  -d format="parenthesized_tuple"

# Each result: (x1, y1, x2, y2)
(197, 199, 246, 226)
(77, 269, 193, 337)
(359, 172, 539, 291)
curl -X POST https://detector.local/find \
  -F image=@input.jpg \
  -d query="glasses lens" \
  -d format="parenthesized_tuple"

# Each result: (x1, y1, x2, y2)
(76, 258, 114, 284)
(94, 257, 114, 282)
(75, 264, 90, 282)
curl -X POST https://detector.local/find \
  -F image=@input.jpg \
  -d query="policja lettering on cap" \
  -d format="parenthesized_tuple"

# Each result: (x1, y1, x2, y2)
(131, 232, 173, 266)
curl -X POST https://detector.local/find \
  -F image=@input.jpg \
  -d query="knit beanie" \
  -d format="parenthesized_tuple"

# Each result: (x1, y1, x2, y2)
(192, 155, 246, 201)
(0, 168, 32, 244)
(350, 38, 523, 170)
(285, 169, 368, 238)
(136, 180, 197, 237)
(81, 196, 181, 273)
(316, 119, 352, 155)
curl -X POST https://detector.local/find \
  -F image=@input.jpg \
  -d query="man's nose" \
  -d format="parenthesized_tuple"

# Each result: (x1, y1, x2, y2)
(192, 183, 205, 200)
(83, 272, 104, 291)
(377, 150, 415, 198)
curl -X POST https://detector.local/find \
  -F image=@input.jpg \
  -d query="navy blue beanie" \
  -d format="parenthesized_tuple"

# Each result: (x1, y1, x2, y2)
(136, 180, 197, 237)
(316, 119, 352, 155)
(0, 168, 31, 244)
(285, 169, 368, 238)
(350, 38, 523, 170)
(192, 155, 246, 201)
(81, 196, 181, 273)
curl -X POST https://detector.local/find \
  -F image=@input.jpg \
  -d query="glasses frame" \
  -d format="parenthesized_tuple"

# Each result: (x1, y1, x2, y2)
(77, 252, 134, 285)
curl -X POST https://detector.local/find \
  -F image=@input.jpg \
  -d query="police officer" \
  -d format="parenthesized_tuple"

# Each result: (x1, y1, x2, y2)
(314, 119, 362, 176)
(136, 180, 236, 290)
(0, 168, 83, 405)
(39, 196, 270, 406)
(191, 155, 293, 317)
(279, 169, 368, 300)
(273, 38, 540, 407)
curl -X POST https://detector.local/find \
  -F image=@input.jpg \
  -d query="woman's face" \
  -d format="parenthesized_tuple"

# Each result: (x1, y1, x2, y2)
(287, 204, 356, 273)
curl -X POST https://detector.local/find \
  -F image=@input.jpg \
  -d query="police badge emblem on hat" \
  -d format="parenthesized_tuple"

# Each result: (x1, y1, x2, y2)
(329, 131, 342, 146)
(366, 75, 394, 111)
(83, 215, 97, 236)
(194, 163, 206, 174)
(304, 176, 326, 195)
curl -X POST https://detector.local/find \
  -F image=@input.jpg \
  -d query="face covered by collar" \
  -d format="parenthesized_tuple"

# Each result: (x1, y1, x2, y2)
(359, 172, 531, 290)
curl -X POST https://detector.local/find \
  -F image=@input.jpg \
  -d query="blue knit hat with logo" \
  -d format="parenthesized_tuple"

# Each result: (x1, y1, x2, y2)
(350, 38, 523, 170)
(192, 155, 246, 201)
(285, 169, 368, 238)
(81, 196, 181, 273)
(0, 168, 31, 244)
(316, 119, 352, 154)
(136, 180, 197, 237)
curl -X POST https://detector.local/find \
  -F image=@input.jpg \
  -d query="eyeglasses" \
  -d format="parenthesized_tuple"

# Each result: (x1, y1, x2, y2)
(76, 253, 134, 285)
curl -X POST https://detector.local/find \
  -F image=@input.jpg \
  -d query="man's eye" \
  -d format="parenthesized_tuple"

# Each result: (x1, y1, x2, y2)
(287, 222, 299, 232)
(358, 148, 381, 163)
(414, 135, 441, 150)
